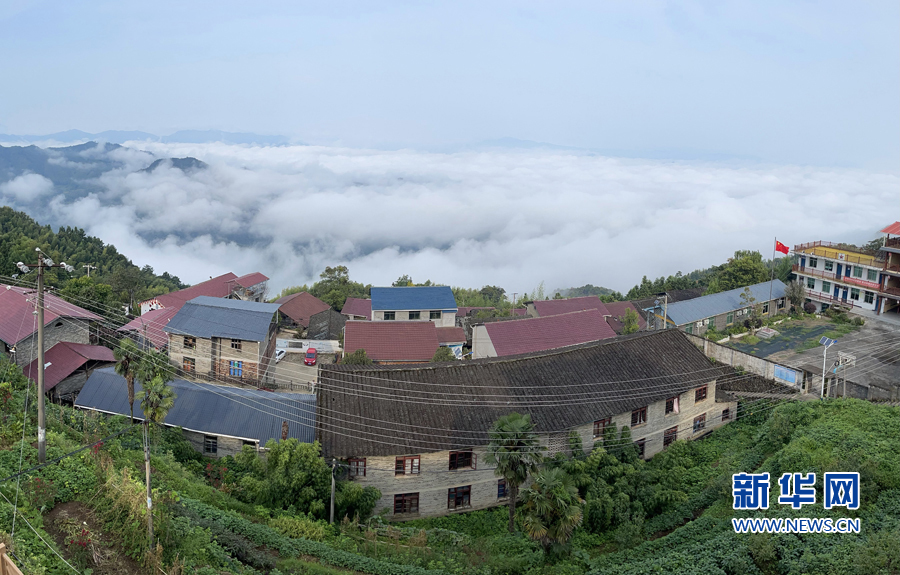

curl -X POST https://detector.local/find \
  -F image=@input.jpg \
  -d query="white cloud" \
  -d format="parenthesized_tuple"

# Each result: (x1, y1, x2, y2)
(34, 142, 899, 295)
(0, 173, 54, 201)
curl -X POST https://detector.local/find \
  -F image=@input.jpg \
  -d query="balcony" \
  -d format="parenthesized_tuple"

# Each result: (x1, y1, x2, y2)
(882, 286, 900, 298)
(793, 241, 885, 268)
(793, 265, 882, 291)
(886, 237, 900, 249)
(804, 290, 856, 309)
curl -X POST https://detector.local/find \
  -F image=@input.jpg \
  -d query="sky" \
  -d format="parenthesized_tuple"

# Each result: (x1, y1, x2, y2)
(0, 2, 897, 295)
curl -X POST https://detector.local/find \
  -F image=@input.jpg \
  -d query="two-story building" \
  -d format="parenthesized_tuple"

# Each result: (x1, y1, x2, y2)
(370, 286, 458, 327)
(317, 330, 736, 520)
(164, 296, 281, 387)
(792, 241, 884, 312)
(471, 309, 617, 359)
(139, 271, 269, 314)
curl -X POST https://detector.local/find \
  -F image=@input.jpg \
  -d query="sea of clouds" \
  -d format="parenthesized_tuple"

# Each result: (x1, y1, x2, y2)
(1, 141, 897, 296)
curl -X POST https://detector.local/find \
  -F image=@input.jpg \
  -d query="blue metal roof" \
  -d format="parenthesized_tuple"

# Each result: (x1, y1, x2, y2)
(75, 368, 316, 444)
(163, 296, 280, 341)
(664, 280, 787, 326)
(370, 286, 457, 311)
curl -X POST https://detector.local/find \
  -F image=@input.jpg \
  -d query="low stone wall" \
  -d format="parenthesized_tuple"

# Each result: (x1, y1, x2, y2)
(683, 333, 803, 391)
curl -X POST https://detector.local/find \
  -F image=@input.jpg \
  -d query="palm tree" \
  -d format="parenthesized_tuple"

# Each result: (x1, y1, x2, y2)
(114, 338, 141, 423)
(135, 348, 175, 386)
(136, 374, 176, 545)
(519, 467, 584, 554)
(483, 412, 544, 533)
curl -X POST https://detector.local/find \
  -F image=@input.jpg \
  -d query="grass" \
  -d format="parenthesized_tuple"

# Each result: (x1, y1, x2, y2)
(742, 335, 760, 345)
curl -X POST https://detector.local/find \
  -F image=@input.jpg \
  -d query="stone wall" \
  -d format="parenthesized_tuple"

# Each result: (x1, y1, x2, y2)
(13, 318, 93, 367)
(683, 333, 804, 391)
(182, 429, 252, 458)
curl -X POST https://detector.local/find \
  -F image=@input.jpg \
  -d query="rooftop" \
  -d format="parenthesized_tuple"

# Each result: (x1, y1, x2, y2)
(116, 306, 180, 349)
(483, 309, 617, 356)
(0, 285, 102, 346)
(530, 295, 610, 318)
(163, 296, 281, 341)
(664, 280, 786, 327)
(76, 367, 316, 443)
(148, 272, 238, 308)
(23, 342, 115, 391)
(603, 301, 648, 334)
(275, 292, 330, 328)
(435, 326, 466, 345)
(793, 242, 883, 268)
(340, 297, 372, 319)
(343, 321, 439, 362)
(370, 286, 457, 311)
(234, 272, 269, 288)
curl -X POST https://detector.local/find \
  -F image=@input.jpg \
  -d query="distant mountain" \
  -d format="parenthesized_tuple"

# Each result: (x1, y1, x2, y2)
(140, 157, 208, 173)
(0, 129, 295, 146)
(0, 129, 158, 144)
(161, 130, 292, 146)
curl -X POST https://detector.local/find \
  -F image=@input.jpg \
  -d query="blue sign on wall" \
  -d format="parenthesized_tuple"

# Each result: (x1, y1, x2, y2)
(774, 365, 798, 384)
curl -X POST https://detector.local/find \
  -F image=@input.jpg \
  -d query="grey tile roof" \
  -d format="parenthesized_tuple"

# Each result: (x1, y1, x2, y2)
(317, 330, 725, 457)
(664, 280, 786, 327)
(164, 296, 281, 341)
(76, 368, 315, 443)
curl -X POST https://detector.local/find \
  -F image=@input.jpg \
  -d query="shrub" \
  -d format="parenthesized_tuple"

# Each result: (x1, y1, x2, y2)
(270, 515, 328, 542)
(803, 302, 816, 314)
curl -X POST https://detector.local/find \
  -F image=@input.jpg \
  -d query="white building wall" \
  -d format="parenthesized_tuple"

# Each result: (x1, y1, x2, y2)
(471, 325, 497, 359)
(798, 274, 879, 312)
(372, 309, 457, 327)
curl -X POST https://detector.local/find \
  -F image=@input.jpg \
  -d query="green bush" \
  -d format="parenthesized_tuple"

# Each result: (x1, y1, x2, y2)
(270, 515, 329, 542)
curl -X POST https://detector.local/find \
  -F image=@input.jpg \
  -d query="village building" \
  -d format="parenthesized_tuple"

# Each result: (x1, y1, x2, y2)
(342, 321, 440, 364)
(139, 271, 269, 314)
(603, 300, 647, 334)
(879, 222, 900, 317)
(23, 342, 115, 402)
(435, 326, 466, 359)
(340, 297, 372, 321)
(307, 308, 346, 341)
(0, 284, 102, 367)
(317, 330, 737, 520)
(164, 296, 281, 387)
(275, 291, 330, 329)
(792, 241, 884, 312)
(472, 309, 616, 359)
(632, 288, 704, 330)
(227, 272, 270, 303)
(370, 286, 458, 327)
(116, 306, 179, 350)
(660, 280, 787, 335)
(525, 295, 609, 319)
(76, 367, 315, 457)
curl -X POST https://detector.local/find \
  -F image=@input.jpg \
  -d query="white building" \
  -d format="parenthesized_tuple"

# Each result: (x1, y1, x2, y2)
(792, 241, 883, 312)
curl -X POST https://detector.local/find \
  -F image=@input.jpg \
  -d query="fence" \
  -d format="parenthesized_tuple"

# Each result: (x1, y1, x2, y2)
(683, 333, 805, 391)
(0, 544, 25, 575)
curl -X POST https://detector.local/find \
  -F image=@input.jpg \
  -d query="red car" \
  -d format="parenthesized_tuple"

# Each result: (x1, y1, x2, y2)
(304, 348, 318, 366)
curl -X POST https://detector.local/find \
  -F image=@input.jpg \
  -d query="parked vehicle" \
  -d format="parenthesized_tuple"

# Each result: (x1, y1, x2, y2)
(275, 349, 286, 363)
(304, 348, 318, 366)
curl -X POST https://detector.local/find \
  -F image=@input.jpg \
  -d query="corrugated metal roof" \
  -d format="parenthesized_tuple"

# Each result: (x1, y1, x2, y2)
(603, 301, 647, 334)
(0, 285, 102, 346)
(76, 368, 316, 443)
(484, 309, 617, 356)
(340, 298, 371, 318)
(880, 222, 900, 235)
(343, 321, 439, 362)
(665, 280, 786, 326)
(275, 292, 330, 327)
(370, 286, 457, 311)
(435, 326, 466, 344)
(532, 296, 610, 318)
(164, 296, 280, 341)
(117, 307, 180, 349)
(23, 342, 115, 391)
(234, 272, 269, 288)
(147, 272, 238, 309)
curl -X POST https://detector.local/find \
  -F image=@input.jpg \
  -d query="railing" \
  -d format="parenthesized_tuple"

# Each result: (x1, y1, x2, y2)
(793, 266, 881, 290)
(0, 544, 25, 575)
(804, 290, 856, 309)
(886, 237, 900, 249)
(882, 286, 900, 297)
(793, 242, 885, 268)
(793, 265, 836, 281)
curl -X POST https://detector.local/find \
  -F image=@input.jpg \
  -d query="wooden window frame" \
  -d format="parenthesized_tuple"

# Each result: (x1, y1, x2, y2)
(726, 312, 733, 325)
(231, 339, 242, 350)
(394, 493, 419, 514)
(447, 485, 471, 510)
(183, 336, 196, 349)
(183, 357, 195, 373)
(665, 396, 679, 415)
(592, 417, 611, 439)
(348, 458, 366, 477)
(695, 385, 708, 403)
(204, 435, 218, 455)
(663, 426, 678, 448)
(383, 311, 396, 321)
(395, 455, 420, 475)
(449, 450, 476, 471)
(763, 303, 769, 314)
(693, 413, 706, 434)
(429, 310, 442, 320)
(631, 406, 647, 427)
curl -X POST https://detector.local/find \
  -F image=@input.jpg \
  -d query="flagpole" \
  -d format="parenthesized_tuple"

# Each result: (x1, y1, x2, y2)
(768, 237, 777, 309)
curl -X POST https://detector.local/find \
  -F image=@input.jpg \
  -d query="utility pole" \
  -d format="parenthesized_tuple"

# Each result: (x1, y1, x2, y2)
(145, 422, 153, 544)
(329, 458, 336, 524)
(83, 264, 97, 277)
(17, 250, 75, 464)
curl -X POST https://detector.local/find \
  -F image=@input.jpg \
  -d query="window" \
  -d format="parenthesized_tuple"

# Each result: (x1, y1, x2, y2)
(183, 357, 195, 372)
(430, 310, 442, 320)
(809, 257, 818, 268)
(864, 291, 874, 304)
(665, 396, 680, 415)
(383, 311, 396, 321)
(685, 324, 693, 334)
(807, 277, 816, 289)
(449, 450, 475, 470)
(663, 426, 678, 448)
(395, 456, 420, 475)
(497, 479, 508, 499)
(763, 303, 769, 314)
(850, 288, 860, 301)
(229, 361, 243, 377)
(635, 439, 646, 458)
(824, 261, 834, 271)
(822, 281, 831, 294)
(394, 493, 419, 514)
(868, 269, 878, 282)
(693, 414, 706, 434)
(349, 458, 366, 477)
(593, 418, 611, 439)
(726, 312, 733, 325)
(231, 339, 242, 350)
(722, 408, 732, 421)
(631, 407, 647, 427)
(778, 298, 785, 309)
(204, 435, 217, 455)
(184, 336, 196, 349)
(695, 385, 708, 402)
(448, 486, 471, 510)
(853, 266, 863, 278)
(408, 311, 421, 320)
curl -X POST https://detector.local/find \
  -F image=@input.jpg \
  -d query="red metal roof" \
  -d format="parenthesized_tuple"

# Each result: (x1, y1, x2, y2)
(275, 292, 330, 327)
(23, 342, 115, 391)
(147, 272, 239, 309)
(435, 326, 466, 344)
(341, 297, 372, 319)
(343, 321, 439, 362)
(603, 301, 647, 333)
(234, 272, 269, 288)
(532, 296, 610, 318)
(881, 222, 900, 236)
(484, 309, 617, 357)
(116, 306, 180, 349)
(0, 285, 102, 346)
(512, 308, 528, 316)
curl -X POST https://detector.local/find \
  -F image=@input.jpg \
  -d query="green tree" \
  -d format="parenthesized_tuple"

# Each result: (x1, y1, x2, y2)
(235, 439, 331, 515)
(621, 308, 640, 334)
(784, 279, 806, 311)
(341, 349, 373, 365)
(520, 467, 584, 554)
(136, 348, 175, 384)
(110, 265, 144, 312)
(483, 413, 544, 533)
(58, 276, 114, 318)
(479, 285, 506, 306)
(431, 347, 455, 362)
(137, 375, 177, 427)
(392, 274, 413, 287)
(335, 482, 382, 522)
(114, 338, 142, 423)
(706, 251, 769, 294)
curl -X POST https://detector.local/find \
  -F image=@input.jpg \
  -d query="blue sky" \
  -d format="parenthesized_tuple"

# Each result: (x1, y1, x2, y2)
(2, 1, 897, 169)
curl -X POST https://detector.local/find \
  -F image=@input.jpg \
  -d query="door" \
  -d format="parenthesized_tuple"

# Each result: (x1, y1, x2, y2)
(836, 263, 842, 277)
(834, 285, 840, 299)
(841, 288, 848, 301)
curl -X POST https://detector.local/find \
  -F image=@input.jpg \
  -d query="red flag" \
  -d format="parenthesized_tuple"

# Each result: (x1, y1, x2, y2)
(775, 240, 789, 255)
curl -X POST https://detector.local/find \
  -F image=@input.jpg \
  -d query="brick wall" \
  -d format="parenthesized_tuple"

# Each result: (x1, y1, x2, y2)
(183, 430, 251, 458)
(13, 318, 93, 367)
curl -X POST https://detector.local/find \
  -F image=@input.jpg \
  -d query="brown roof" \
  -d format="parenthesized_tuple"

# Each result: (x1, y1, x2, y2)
(116, 306, 180, 349)
(317, 330, 724, 457)
(0, 285, 102, 346)
(341, 298, 371, 319)
(603, 301, 647, 334)
(234, 272, 269, 288)
(23, 342, 115, 391)
(532, 296, 610, 318)
(149, 272, 238, 309)
(484, 309, 616, 356)
(343, 321, 439, 362)
(435, 326, 466, 344)
(275, 292, 330, 327)
(881, 222, 900, 235)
